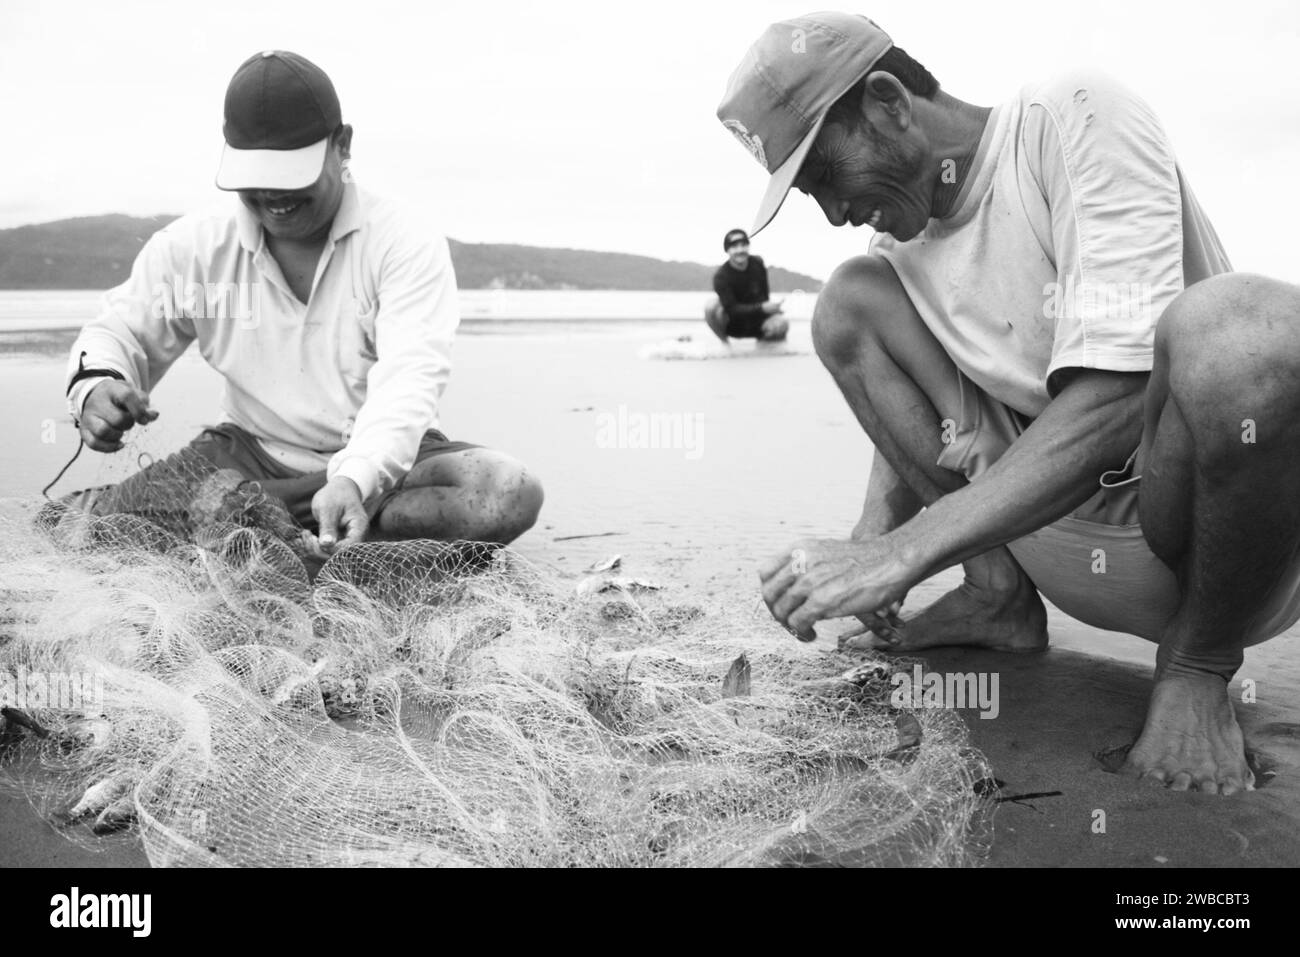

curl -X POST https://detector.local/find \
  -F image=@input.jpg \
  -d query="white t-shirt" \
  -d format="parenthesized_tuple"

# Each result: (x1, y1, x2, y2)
(871, 69, 1231, 418)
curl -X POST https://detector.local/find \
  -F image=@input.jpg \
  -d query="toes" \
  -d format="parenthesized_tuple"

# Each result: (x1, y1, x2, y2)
(838, 629, 900, 653)
(1192, 773, 1221, 795)
(1168, 771, 1193, 791)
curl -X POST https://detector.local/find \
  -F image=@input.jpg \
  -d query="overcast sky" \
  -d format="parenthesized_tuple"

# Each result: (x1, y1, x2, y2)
(3, 0, 1298, 280)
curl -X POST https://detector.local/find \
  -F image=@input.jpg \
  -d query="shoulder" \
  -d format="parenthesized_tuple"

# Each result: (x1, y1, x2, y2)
(713, 263, 730, 281)
(355, 187, 450, 260)
(1019, 69, 1164, 137)
(750, 255, 766, 268)
(1016, 70, 1173, 177)
(136, 202, 241, 265)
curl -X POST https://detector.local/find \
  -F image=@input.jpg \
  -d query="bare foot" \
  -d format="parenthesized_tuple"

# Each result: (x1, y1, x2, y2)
(1122, 673, 1254, 795)
(840, 572, 1048, 654)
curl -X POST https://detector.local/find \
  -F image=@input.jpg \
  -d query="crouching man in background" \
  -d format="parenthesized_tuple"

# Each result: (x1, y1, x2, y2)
(704, 228, 789, 345)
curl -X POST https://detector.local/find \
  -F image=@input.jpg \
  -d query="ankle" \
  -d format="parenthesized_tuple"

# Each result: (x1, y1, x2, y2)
(963, 549, 1029, 594)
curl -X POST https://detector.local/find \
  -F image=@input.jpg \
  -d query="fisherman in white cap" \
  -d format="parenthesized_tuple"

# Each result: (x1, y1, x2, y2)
(725, 12, 1300, 794)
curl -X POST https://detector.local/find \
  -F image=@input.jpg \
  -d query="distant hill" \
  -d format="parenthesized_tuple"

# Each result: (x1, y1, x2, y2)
(0, 215, 822, 292)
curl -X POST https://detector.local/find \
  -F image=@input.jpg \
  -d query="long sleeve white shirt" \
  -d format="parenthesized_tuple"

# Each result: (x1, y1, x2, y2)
(65, 182, 460, 503)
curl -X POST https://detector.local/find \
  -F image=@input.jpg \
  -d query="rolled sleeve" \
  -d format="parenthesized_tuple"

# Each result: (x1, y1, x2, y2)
(1025, 73, 1186, 396)
(325, 230, 459, 501)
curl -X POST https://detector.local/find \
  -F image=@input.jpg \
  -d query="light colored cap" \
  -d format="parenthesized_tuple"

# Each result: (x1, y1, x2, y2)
(717, 12, 893, 234)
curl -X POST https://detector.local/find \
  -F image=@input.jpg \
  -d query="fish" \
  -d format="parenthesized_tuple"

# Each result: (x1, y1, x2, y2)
(0, 706, 51, 738)
(721, 653, 751, 698)
(65, 774, 133, 823)
(575, 575, 662, 596)
(62, 716, 113, 750)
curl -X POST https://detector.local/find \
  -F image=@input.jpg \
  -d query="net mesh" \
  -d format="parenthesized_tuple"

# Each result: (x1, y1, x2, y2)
(1, 453, 992, 867)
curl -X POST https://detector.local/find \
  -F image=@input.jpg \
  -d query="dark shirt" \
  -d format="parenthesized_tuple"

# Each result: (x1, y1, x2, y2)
(712, 256, 769, 336)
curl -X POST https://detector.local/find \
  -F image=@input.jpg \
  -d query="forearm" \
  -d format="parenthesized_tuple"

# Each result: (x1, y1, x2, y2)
(330, 384, 441, 501)
(716, 293, 765, 320)
(887, 370, 1148, 584)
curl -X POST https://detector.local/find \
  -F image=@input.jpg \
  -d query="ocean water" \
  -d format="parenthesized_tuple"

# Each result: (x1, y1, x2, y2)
(0, 288, 819, 336)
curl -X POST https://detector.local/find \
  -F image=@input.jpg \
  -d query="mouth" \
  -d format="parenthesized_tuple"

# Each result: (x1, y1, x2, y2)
(849, 206, 885, 231)
(263, 198, 308, 219)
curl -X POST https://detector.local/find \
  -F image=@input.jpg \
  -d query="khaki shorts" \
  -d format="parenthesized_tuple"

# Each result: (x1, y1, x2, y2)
(58, 423, 479, 535)
(939, 372, 1300, 644)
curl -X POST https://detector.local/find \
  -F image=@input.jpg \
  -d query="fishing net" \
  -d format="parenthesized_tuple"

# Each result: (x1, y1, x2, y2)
(1, 451, 992, 867)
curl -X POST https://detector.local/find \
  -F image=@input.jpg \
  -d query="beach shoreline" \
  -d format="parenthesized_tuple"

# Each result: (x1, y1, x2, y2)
(2, 321, 1297, 868)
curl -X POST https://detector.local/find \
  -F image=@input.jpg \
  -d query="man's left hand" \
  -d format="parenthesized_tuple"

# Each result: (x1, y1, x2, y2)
(759, 536, 916, 641)
(311, 476, 368, 552)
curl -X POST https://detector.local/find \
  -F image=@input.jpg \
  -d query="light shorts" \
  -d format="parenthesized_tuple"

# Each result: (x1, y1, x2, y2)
(938, 372, 1300, 644)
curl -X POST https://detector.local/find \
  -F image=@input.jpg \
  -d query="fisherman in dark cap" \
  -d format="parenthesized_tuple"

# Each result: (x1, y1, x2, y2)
(60, 50, 543, 554)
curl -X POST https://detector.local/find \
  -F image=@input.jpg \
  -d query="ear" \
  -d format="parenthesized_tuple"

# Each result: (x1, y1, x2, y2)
(334, 123, 354, 161)
(863, 71, 912, 130)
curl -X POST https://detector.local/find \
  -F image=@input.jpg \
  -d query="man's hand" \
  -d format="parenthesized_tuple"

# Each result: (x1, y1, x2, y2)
(762, 300, 785, 316)
(79, 380, 158, 452)
(311, 476, 368, 553)
(759, 536, 916, 641)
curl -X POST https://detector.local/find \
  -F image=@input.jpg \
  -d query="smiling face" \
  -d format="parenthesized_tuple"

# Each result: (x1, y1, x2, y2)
(727, 241, 750, 269)
(237, 125, 353, 244)
(792, 88, 931, 241)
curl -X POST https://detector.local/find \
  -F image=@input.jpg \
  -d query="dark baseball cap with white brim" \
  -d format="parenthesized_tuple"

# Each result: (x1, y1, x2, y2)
(216, 50, 342, 192)
(717, 12, 893, 235)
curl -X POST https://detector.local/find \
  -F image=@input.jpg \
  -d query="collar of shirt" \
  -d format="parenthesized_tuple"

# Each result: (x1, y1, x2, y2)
(233, 180, 365, 257)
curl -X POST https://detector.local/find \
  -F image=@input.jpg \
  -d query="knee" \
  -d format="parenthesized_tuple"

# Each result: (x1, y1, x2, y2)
(1159, 274, 1300, 461)
(476, 454, 544, 544)
(1161, 273, 1300, 403)
(762, 316, 789, 340)
(811, 255, 901, 370)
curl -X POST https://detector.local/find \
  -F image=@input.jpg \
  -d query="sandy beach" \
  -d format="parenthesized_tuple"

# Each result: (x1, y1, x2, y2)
(2, 317, 1297, 867)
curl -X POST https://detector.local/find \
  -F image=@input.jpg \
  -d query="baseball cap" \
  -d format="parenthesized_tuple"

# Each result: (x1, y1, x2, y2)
(723, 228, 750, 250)
(717, 12, 893, 235)
(216, 50, 342, 191)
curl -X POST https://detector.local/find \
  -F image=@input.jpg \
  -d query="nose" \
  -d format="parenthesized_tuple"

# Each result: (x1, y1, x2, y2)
(812, 190, 850, 227)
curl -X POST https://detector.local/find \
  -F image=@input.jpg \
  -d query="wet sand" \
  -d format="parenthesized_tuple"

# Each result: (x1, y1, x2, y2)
(2, 323, 1297, 867)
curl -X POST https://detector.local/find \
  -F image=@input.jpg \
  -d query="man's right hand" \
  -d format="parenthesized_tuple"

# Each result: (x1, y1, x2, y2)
(763, 300, 785, 316)
(79, 380, 158, 452)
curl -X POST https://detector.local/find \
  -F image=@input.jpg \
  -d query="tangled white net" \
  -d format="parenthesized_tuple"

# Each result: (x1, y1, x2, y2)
(1, 455, 992, 867)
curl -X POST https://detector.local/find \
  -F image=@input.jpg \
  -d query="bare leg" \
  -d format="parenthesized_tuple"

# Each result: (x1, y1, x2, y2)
(703, 299, 731, 346)
(759, 315, 790, 341)
(1124, 273, 1300, 792)
(851, 452, 923, 540)
(813, 256, 1046, 652)
(372, 448, 544, 545)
